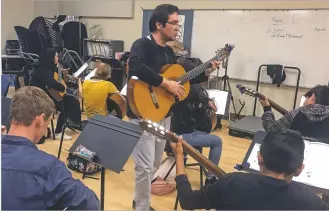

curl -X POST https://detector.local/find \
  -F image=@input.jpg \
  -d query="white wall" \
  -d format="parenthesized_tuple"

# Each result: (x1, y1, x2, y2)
(1, 0, 35, 53)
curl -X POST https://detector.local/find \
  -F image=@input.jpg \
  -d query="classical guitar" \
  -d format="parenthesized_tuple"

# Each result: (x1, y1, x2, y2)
(66, 75, 127, 118)
(128, 44, 235, 122)
(48, 71, 67, 102)
(139, 120, 226, 178)
(236, 84, 288, 115)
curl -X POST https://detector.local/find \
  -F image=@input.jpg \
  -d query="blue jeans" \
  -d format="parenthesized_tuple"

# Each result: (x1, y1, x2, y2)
(180, 130, 222, 178)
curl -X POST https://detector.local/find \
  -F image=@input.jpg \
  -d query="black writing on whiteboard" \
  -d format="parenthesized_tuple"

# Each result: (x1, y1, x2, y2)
(272, 17, 283, 25)
(314, 27, 327, 32)
(286, 33, 303, 38)
(267, 27, 285, 33)
(270, 32, 303, 39)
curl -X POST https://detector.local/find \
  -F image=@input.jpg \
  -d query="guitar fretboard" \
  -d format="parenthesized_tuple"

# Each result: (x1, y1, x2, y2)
(175, 59, 213, 84)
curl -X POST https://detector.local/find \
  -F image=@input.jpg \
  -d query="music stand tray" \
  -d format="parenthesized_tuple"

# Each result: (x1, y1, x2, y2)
(69, 114, 143, 210)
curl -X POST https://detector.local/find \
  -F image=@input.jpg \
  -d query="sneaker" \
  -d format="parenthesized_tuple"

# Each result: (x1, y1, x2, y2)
(132, 200, 155, 211)
(205, 177, 218, 185)
(55, 133, 72, 141)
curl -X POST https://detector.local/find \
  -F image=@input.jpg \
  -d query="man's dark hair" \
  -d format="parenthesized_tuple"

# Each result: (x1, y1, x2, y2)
(260, 130, 305, 176)
(149, 4, 179, 32)
(304, 85, 329, 106)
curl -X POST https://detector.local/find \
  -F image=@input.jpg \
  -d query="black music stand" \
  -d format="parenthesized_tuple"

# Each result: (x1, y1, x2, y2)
(90, 57, 125, 90)
(69, 114, 143, 210)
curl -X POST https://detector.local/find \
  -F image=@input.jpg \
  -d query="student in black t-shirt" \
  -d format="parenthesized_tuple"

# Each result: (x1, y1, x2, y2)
(170, 130, 329, 210)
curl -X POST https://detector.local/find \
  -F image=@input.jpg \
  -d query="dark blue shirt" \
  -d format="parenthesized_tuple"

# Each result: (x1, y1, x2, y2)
(1, 135, 100, 210)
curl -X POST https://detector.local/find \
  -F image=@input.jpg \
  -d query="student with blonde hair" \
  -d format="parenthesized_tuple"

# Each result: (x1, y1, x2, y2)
(79, 63, 118, 118)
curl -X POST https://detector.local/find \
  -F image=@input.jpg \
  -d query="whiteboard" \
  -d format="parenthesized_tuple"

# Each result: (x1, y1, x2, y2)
(191, 10, 329, 88)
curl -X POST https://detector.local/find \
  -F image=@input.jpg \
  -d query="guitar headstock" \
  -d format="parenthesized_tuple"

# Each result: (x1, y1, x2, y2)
(215, 44, 235, 61)
(236, 84, 258, 97)
(138, 120, 178, 143)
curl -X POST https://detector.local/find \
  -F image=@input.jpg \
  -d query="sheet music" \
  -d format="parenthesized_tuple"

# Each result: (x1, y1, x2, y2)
(206, 89, 229, 115)
(247, 140, 329, 190)
(73, 63, 89, 77)
(84, 68, 97, 80)
(247, 143, 261, 171)
(121, 84, 127, 96)
(300, 96, 306, 107)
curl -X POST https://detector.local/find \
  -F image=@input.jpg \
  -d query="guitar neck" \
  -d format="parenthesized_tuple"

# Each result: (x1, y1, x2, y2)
(176, 60, 212, 84)
(257, 93, 288, 115)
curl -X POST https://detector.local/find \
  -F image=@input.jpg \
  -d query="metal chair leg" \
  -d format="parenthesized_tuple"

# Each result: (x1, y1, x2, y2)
(174, 194, 179, 210)
(57, 125, 66, 159)
(51, 120, 55, 140)
(200, 165, 204, 187)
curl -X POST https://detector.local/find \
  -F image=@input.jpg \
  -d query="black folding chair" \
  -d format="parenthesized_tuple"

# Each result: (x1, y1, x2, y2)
(57, 94, 88, 159)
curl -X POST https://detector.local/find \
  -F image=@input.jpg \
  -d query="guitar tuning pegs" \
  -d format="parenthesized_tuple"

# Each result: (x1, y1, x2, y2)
(159, 126, 164, 131)
(152, 122, 159, 127)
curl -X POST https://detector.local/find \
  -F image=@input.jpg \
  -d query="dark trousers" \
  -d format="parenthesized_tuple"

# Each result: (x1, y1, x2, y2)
(54, 101, 65, 134)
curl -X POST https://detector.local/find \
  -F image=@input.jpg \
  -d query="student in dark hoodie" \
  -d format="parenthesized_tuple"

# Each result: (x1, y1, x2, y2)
(30, 48, 72, 140)
(260, 85, 329, 143)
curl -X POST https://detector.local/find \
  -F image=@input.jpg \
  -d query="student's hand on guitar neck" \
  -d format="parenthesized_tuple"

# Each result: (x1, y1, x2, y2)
(170, 136, 184, 156)
(170, 137, 186, 176)
(161, 78, 185, 98)
(259, 97, 270, 107)
(205, 60, 221, 76)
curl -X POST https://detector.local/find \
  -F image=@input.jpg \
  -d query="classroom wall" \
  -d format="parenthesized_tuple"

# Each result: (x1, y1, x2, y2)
(1, 0, 35, 53)
(81, 0, 328, 117)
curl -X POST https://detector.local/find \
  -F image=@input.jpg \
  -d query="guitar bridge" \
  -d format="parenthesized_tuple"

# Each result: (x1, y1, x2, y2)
(148, 86, 159, 109)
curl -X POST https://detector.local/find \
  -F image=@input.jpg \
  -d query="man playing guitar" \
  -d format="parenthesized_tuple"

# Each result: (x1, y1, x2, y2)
(127, 4, 219, 210)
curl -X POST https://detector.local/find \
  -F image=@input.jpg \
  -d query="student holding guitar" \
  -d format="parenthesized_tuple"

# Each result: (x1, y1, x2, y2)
(30, 48, 72, 140)
(77, 63, 119, 119)
(171, 84, 222, 185)
(170, 130, 329, 210)
(127, 4, 220, 211)
(259, 85, 329, 143)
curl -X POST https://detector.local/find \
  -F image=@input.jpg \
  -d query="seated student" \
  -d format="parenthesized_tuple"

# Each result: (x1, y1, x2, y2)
(1, 86, 100, 210)
(79, 63, 118, 118)
(170, 130, 329, 210)
(171, 84, 222, 185)
(30, 48, 72, 140)
(260, 85, 329, 142)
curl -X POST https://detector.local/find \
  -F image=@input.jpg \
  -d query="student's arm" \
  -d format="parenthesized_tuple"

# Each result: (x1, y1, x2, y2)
(129, 40, 184, 97)
(128, 40, 164, 87)
(44, 159, 100, 210)
(78, 78, 83, 97)
(261, 106, 300, 132)
(171, 138, 222, 210)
